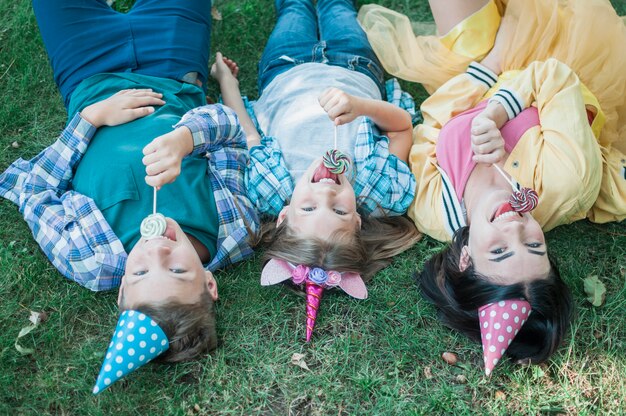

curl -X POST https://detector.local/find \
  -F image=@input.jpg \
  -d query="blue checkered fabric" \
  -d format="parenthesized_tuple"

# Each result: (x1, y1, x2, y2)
(0, 105, 259, 291)
(245, 78, 420, 217)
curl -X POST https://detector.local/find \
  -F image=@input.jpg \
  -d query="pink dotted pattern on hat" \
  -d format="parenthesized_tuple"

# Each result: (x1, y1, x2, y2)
(478, 299, 532, 376)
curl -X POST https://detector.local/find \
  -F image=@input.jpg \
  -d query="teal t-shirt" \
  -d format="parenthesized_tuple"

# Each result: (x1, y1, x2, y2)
(69, 73, 219, 258)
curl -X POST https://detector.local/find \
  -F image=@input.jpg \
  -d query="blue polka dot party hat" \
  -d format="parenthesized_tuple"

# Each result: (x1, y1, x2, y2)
(92, 310, 169, 394)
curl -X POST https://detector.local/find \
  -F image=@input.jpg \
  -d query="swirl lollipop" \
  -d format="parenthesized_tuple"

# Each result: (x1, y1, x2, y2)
(323, 149, 350, 175)
(509, 187, 539, 213)
(140, 187, 166, 239)
(140, 213, 167, 239)
(493, 165, 539, 213)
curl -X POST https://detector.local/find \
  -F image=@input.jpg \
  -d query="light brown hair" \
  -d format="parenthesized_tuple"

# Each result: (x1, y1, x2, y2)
(262, 215, 421, 281)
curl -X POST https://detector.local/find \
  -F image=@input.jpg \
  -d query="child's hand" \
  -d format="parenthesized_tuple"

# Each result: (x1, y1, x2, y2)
(318, 87, 361, 126)
(470, 111, 506, 165)
(142, 127, 193, 189)
(80, 89, 164, 128)
(210, 52, 239, 85)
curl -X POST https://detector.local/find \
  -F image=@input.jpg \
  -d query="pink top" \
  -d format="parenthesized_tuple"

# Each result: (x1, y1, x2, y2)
(436, 100, 540, 201)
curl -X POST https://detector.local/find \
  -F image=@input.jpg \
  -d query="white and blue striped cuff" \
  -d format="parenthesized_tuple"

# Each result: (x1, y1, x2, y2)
(488, 88, 525, 120)
(466, 62, 498, 89)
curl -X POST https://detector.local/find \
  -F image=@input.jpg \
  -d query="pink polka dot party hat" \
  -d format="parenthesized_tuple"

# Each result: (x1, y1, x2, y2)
(478, 299, 532, 376)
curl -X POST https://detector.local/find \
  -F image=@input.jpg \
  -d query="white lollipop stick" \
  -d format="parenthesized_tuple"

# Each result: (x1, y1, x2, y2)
(153, 187, 157, 215)
(334, 124, 338, 149)
(493, 164, 516, 190)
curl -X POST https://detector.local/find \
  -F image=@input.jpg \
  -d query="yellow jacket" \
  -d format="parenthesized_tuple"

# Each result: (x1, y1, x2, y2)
(409, 59, 605, 242)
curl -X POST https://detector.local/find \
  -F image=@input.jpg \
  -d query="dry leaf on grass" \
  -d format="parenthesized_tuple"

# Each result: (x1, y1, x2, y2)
(290, 353, 310, 371)
(15, 310, 47, 355)
(11, 141, 19, 148)
(211, 7, 222, 21)
(423, 366, 433, 379)
(495, 390, 506, 400)
(29, 310, 48, 325)
(15, 325, 37, 355)
(583, 275, 606, 307)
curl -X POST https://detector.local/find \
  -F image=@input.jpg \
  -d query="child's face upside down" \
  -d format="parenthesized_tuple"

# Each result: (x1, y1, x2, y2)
(278, 158, 361, 240)
(118, 217, 218, 308)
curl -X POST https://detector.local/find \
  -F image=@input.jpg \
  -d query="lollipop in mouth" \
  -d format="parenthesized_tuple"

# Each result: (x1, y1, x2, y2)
(509, 187, 539, 213)
(322, 149, 350, 175)
(491, 164, 539, 214)
(140, 213, 167, 239)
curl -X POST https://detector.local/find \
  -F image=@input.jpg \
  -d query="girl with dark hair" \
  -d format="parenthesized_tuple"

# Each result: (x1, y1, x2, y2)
(359, 0, 626, 372)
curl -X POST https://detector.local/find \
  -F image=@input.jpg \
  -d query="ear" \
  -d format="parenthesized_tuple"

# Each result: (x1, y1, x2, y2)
(117, 277, 127, 306)
(261, 258, 294, 285)
(459, 246, 471, 272)
(117, 286, 124, 306)
(339, 272, 368, 299)
(356, 213, 362, 230)
(276, 206, 289, 226)
(205, 270, 218, 301)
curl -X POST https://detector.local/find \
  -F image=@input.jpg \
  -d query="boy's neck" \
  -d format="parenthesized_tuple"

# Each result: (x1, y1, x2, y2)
(186, 232, 211, 263)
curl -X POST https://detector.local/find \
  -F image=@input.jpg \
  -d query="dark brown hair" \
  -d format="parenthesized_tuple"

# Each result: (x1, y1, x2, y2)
(262, 215, 421, 281)
(119, 290, 217, 363)
(419, 226, 574, 364)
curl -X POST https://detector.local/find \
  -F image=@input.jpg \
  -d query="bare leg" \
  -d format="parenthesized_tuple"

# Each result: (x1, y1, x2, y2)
(428, 0, 490, 36)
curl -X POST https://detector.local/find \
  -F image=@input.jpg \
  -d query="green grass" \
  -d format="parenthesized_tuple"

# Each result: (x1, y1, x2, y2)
(1, 0, 625, 414)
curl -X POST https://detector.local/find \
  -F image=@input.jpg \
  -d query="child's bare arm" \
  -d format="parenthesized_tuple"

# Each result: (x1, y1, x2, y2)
(211, 52, 261, 148)
(318, 88, 413, 162)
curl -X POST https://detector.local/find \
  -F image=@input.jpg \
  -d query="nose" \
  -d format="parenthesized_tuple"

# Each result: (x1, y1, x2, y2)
(500, 219, 525, 240)
(146, 243, 172, 257)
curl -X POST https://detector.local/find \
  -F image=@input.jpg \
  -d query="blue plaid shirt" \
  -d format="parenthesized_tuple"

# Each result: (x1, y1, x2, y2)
(245, 79, 419, 217)
(0, 104, 259, 291)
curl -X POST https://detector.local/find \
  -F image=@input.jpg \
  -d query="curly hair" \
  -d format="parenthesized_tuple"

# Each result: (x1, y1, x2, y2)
(419, 226, 574, 364)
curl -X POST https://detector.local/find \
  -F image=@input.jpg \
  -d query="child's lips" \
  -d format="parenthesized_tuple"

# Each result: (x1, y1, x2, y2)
(311, 163, 340, 185)
(163, 218, 178, 241)
(491, 202, 522, 222)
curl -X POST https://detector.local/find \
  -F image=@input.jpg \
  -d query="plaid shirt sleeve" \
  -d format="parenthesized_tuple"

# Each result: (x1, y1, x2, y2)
(239, 97, 293, 217)
(175, 104, 260, 271)
(0, 114, 127, 291)
(353, 79, 420, 217)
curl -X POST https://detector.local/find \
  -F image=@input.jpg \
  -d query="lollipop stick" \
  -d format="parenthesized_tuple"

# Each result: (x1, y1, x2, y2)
(334, 124, 338, 150)
(152, 187, 157, 215)
(493, 164, 516, 190)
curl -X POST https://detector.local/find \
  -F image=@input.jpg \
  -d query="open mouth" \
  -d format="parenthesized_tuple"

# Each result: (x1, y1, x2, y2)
(160, 219, 178, 241)
(311, 163, 340, 185)
(491, 201, 522, 222)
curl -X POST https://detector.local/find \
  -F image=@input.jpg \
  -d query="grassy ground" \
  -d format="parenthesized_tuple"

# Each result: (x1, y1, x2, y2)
(1, 0, 625, 414)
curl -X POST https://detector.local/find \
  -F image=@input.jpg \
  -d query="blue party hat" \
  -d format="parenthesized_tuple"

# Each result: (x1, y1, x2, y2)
(93, 310, 169, 394)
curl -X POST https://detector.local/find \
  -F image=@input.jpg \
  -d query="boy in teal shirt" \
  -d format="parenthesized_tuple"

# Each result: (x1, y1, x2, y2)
(0, 0, 258, 367)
